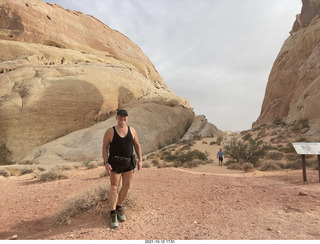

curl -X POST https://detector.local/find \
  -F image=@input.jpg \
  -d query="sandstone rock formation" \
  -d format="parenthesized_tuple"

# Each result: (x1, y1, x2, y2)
(16, 102, 194, 169)
(0, 0, 194, 162)
(254, 0, 320, 138)
(181, 115, 224, 141)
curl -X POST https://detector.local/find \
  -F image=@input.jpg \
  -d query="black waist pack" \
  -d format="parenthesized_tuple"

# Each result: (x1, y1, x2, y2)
(110, 155, 132, 164)
(108, 155, 136, 173)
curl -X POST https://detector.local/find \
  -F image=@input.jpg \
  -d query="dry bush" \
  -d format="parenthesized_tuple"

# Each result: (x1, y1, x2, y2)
(142, 161, 151, 168)
(227, 163, 242, 170)
(285, 153, 299, 161)
(259, 161, 281, 171)
(0, 169, 10, 177)
(54, 183, 108, 224)
(85, 161, 99, 169)
(57, 164, 73, 171)
(183, 159, 202, 168)
(266, 151, 284, 160)
(242, 163, 254, 172)
(39, 168, 68, 182)
(54, 182, 139, 225)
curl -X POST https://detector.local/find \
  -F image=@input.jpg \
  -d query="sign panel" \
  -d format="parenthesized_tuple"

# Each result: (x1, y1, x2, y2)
(292, 142, 320, 155)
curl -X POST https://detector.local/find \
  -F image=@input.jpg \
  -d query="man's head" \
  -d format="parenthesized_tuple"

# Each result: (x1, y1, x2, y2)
(116, 109, 128, 125)
(117, 109, 128, 117)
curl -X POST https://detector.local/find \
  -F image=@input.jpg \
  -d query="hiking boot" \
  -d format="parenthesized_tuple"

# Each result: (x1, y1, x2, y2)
(116, 207, 126, 222)
(110, 211, 118, 228)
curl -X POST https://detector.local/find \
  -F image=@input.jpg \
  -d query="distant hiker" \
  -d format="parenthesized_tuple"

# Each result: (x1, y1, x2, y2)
(217, 148, 224, 166)
(102, 109, 142, 228)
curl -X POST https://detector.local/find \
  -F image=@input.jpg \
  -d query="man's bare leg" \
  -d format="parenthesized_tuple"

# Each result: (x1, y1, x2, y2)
(109, 171, 122, 211)
(117, 170, 134, 206)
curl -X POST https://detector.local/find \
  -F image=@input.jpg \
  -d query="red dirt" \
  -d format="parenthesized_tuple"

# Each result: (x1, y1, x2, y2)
(0, 165, 320, 240)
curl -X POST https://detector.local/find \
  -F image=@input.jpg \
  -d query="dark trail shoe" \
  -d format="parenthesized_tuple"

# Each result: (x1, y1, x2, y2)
(116, 207, 126, 222)
(110, 211, 118, 228)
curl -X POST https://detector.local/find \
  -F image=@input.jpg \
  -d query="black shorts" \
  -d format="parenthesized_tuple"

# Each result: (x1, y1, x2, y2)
(108, 155, 136, 174)
(218, 157, 223, 162)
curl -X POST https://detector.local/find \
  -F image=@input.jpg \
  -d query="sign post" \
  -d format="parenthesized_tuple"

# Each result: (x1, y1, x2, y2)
(292, 142, 320, 182)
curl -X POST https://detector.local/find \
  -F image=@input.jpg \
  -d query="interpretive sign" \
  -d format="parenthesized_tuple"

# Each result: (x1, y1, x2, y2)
(292, 142, 320, 155)
(292, 142, 320, 182)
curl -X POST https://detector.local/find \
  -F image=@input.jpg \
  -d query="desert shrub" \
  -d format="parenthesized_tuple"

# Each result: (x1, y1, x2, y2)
(178, 145, 191, 152)
(227, 163, 242, 170)
(39, 168, 68, 182)
(142, 161, 151, 168)
(85, 161, 99, 169)
(279, 144, 296, 154)
(225, 137, 268, 167)
(216, 136, 223, 145)
(257, 130, 267, 139)
(151, 159, 160, 167)
(266, 152, 284, 160)
(173, 149, 209, 167)
(183, 159, 202, 168)
(242, 133, 252, 141)
(193, 134, 203, 140)
(54, 183, 109, 224)
(0, 169, 10, 177)
(210, 141, 217, 145)
(259, 161, 281, 171)
(57, 164, 73, 171)
(273, 118, 285, 126)
(283, 161, 301, 170)
(292, 119, 310, 133)
(242, 163, 254, 172)
(0, 144, 13, 165)
(20, 168, 34, 175)
(285, 153, 299, 161)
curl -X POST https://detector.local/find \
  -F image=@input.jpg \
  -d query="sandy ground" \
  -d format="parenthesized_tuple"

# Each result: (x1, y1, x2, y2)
(1, 162, 320, 240)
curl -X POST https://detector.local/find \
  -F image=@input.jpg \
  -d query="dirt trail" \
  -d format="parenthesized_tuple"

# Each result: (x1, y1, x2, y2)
(0, 165, 320, 240)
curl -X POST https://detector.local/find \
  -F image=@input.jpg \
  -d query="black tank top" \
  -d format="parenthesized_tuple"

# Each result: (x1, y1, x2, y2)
(109, 126, 133, 157)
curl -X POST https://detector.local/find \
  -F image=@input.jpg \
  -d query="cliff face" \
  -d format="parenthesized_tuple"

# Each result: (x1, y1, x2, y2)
(254, 0, 320, 136)
(0, 0, 194, 162)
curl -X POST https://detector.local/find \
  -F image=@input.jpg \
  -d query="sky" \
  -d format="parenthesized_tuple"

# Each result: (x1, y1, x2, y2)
(43, 0, 302, 132)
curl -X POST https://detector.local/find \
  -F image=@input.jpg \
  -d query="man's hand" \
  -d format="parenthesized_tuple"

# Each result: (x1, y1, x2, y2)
(105, 163, 112, 175)
(137, 160, 143, 171)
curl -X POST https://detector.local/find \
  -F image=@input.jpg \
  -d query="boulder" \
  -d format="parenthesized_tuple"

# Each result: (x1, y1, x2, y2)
(181, 115, 223, 141)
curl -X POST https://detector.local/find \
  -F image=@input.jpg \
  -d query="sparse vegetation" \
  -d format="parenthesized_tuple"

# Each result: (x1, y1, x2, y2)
(266, 151, 284, 160)
(38, 168, 68, 182)
(292, 119, 310, 133)
(216, 136, 223, 145)
(0, 169, 10, 177)
(54, 182, 139, 225)
(259, 161, 282, 171)
(225, 137, 268, 166)
(242, 163, 254, 172)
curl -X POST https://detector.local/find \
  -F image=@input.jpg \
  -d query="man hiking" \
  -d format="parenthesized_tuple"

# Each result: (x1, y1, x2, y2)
(102, 109, 142, 228)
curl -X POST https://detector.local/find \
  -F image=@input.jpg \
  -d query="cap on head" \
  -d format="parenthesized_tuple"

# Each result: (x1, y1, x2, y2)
(117, 109, 128, 116)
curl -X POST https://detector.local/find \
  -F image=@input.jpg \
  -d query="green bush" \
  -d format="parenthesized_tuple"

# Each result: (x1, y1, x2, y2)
(225, 137, 268, 167)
